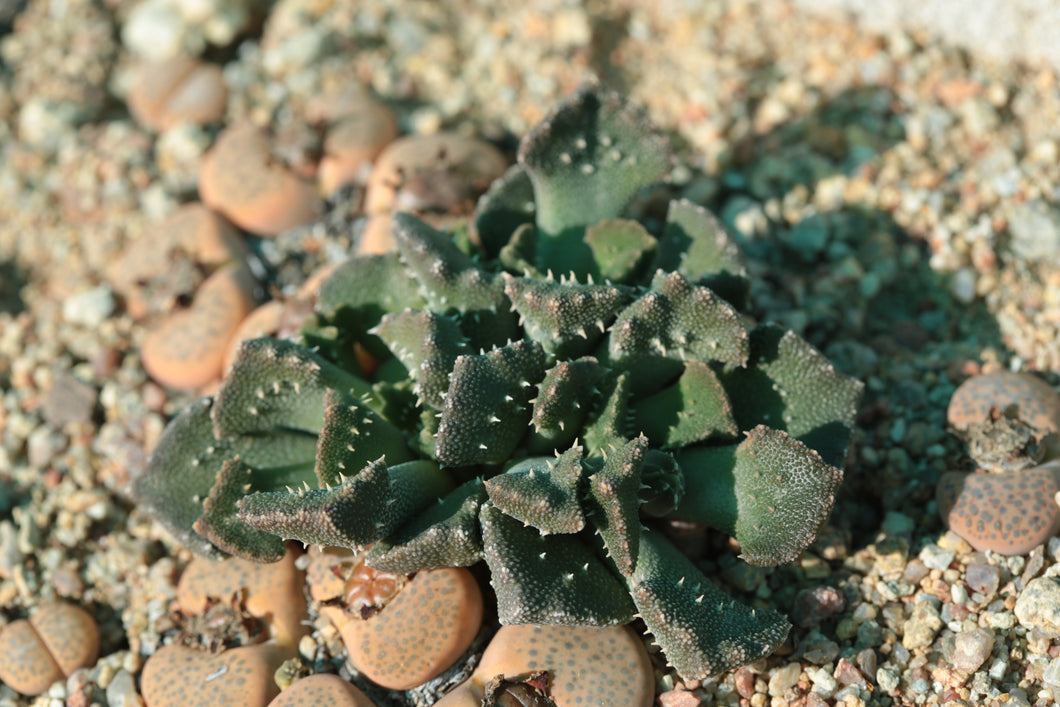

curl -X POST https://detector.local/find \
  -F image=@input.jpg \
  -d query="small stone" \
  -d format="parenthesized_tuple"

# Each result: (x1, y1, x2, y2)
(1015, 576, 1060, 638)
(657, 689, 702, 707)
(833, 658, 866, 687)
(127, 56, 227, 131)
(1007, 200, 1060, 264)
(965, 562, 1000, 597)
(767, 663, 801, 697)
(918, 543, 956, 571)
(952, 627, 994, 673)
(791, 586, 845, 628)
(902, 600, 943, 650)
(41, 373, 98, 427)
(876, 667, 898, 695)
(62, 285, 115, 328)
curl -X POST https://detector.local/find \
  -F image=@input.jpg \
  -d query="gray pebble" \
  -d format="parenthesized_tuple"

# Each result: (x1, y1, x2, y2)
(1008, 199, 1060, 263)
(876, 667, 899, 694)
(62, 285, 114, 328)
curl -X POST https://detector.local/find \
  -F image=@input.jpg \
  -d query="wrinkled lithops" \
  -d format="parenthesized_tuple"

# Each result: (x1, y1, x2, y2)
(177, 546, 308, 648)
(938, 461, 1060, 555)
(141, 643, 289, 707)
(948, 370, 1060, 471)
(0, 602, 100, 696)
(434, 625, 652, 707)
(136, 79, 862, 680)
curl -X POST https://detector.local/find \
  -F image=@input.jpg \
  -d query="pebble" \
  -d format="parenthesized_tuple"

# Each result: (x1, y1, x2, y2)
(434, 624, 653, 707)
(937, 462, 1060, 555)
(140, 643, 289, 707)
(1006, 199, 1060, 264)
(767, 662, 802, 696)
(0, 602, 100, 696)
(952, 627, 994, 673)
(1015, 575, 1060, 638)
(965, 561, 1000, 597)
(901, 600, 943, 650)
(918, 543, 956, 571)
(62, 285, 115, 328)
(791, 585, 846, 627)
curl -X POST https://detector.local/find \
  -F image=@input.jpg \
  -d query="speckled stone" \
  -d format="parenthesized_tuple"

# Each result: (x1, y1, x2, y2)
(937, 462, 1060, 555)
(947, 370, 1060, 434)
(1015, 576, 1060, 638)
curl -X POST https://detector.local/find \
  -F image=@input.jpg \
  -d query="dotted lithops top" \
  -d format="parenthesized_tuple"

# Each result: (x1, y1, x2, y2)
(937, 461, 1060, 555)
(947, 370, 1060, 434)
(267, 673, 376, 707)
(339, 566, 483, 690)
(141, 643, 289, 707)
(435, 624, 654, 707)
(0, 601, 100, 696)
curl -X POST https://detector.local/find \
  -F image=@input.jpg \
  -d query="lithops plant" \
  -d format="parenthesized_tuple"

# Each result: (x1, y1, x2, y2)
(135, 79, 862, 681)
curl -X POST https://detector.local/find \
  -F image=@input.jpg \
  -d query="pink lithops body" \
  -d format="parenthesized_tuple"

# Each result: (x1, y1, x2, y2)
(141, 643, 289, 707)
(0, 602, 100, 696)
(434, 625, 653, 707)
(937, 461, 1060, 555)
(177, 547, 308, 649)
(128, 55, 228, 131)
(948, 370, 1060, 434)
(364, 133, 508, 215)
(267, 674, 377, 707)
(141, 264, 257, 390)
(314, 96, 399, 195)
(199, 122, 322, 236)
(338, 566, 483, 690)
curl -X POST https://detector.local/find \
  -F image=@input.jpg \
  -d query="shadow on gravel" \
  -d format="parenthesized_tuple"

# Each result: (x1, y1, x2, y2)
(694, 86, 1008, 553)
(0, 258, 26, 314)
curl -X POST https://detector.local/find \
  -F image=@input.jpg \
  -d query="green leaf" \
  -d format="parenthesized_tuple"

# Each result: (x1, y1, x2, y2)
(481, 502, 635, 626)
(519, 78, 673, 275)
(584, 436, 647, 576)
(485, 446, 586, 535)
(655, 198, 749, 307)
(633, 360, 739, 448)
(626, 528, 790, 679)
(314, 389, 414, 487)
(672, 426, 843, 566)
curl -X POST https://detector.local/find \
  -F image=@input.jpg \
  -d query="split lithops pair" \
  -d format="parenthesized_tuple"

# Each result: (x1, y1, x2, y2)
(940, 370, 1060, 554)
(135, 79, 863, 682)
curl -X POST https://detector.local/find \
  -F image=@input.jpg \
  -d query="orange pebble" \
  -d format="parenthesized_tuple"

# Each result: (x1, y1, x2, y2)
(938, 461, 1060, 555)
(128, 56, 228, 131)
(364, 133, 507, 216)
(141, 264, 256, 389)
(267, 674, 376, 707)
(199, 122, 322, 236)
(339, 567, 482, 690)
(435, 624, 653, 707)
(0, 602, 100, 696)
(948, 371, 1060, 434)
(177, 547, 308, 649)
(141, 643, 289, 707)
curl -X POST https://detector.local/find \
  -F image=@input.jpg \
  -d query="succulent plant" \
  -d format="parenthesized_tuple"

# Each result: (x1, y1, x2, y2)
(135, 78, 863, 680)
